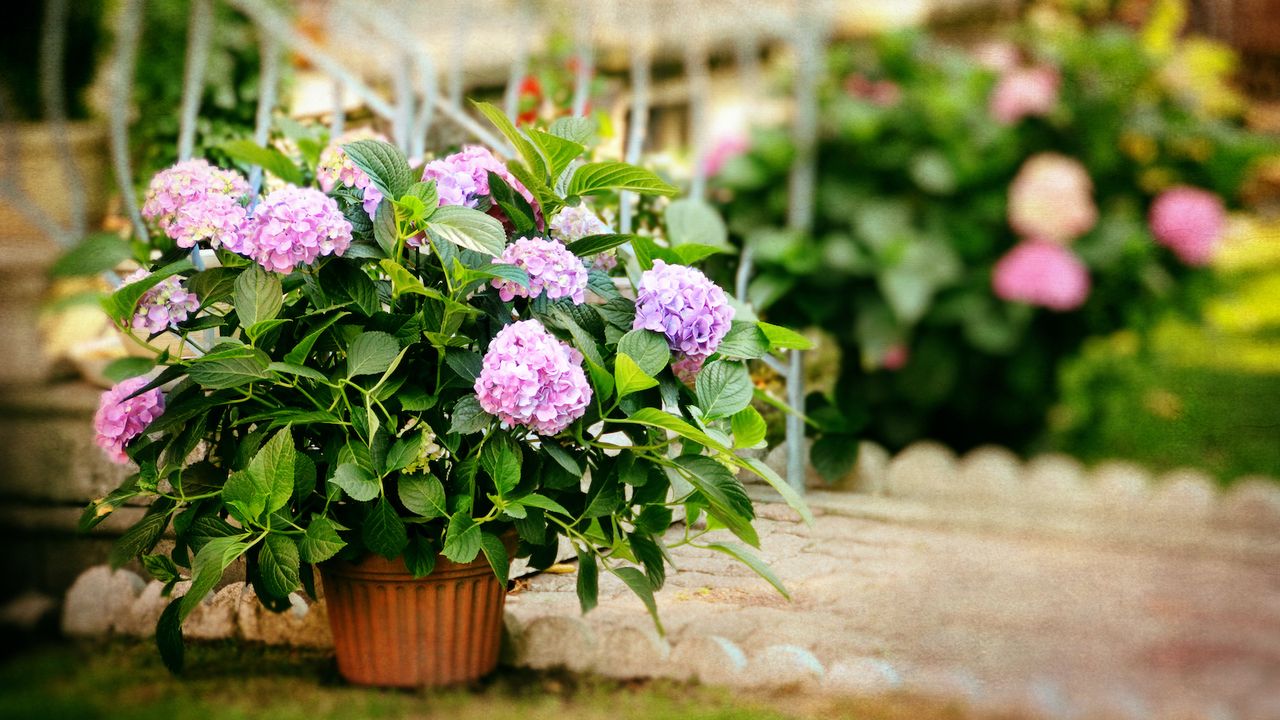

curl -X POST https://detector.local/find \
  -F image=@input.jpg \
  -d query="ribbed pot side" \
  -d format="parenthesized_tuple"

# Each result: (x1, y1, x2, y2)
(320, 552, 508, 687)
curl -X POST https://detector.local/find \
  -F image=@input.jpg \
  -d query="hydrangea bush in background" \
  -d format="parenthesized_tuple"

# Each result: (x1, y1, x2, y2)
(75, 102, 811, 671)
(714, 6, 1276, 468)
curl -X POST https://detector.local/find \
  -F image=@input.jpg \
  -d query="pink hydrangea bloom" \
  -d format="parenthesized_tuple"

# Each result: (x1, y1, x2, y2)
(550, 204, 617, 271)
(973, 40, 1021, 73)
(989, 65, 1060, 125)
(633, 260, 735, 358)
(317, 128, 389, 219)
(1148, 186, 1225, 266)
(420, 145, 539, 218)
(703, 135, 751, 177)
(228, 186, 353, 273)
(121, 269, 200, 335)
(671, 353, 706, 386)
(141, 159, 250, 248)
(93, 376, 165, 464)
(992, 239, 1091, 311)
(474, 319, 592, 435)
(491, 236, 588, 305)
(1008, 153, 1098, 244)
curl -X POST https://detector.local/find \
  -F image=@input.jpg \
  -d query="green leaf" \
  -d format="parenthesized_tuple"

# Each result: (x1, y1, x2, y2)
(695, 360, 753, 419)
(629, 532, 666, 589)
(481, 433, 522, 495)
(458, 263, 531, 292)
(330, 463, 379, 502)
(249, 427, 296, 515)
(539, 442, 581, 476)
(257, 534, 301, 598)
(616, 408, 727, 452)
(109, 500, 175, 568)
(664, 198, 729, 248)
(448, 395, 491, 435)
(811, 435, 859, 483)
(704, 542, 789, 599)
(267, 362, 329, 383)
(346, 331, 400, 378)
(405, 180, 439, 212)
(386, 433, 424, 473)
(221, 139, 305, 185)
(141, 554, 180, 583)
(717, 322, 770, 360)
(514, 492, 570, 516)
(635, 505, 673, 535)
(566, 161, 678, 198)
(103, 356, 155, 383)
(479, 532, 510, 586)
(758, 322, 814, 350)
(426, 205, 508, 257)
(470, 100, 546, 180)
(527, 129, 585, 178)
(671, 244, 729, 265)
(398, 473, 447, 519)
(617, 329, 670, 376)
(674, 455, 758, 547)
(403, 535, 437, 578)
(283, 313, 347, 366)
(342, 139, 414, 199)
(549, 116, 594, 144)
(186, 348, 271, 389)
(222, 470, 267, 525)
(363, 497, 409, 559)
(731, 406, 768, 449)
(104, 259, 193, 323)
(379, 258, 445, 300)
(51, 232, 132, 277)
(442, 512, 482, 563)
(564, 232, 636, 258)
(739, 456, 814, 526)
(615, 353, 659, 397)
(186, 267, 239, 307)
(330, 262, 380, 316)
(156, 597, 184, 674)
(612, 566, 663, 633)
(486, 172, 537, 234)
(180, 535, 250, 621)
(299, 516, 346, 564)
(373, 201, 398, 257)
(575, 546, 598, 613)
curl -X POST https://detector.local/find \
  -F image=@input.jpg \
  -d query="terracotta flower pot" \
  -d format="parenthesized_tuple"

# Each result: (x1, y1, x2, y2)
(320, 550, 509, 687)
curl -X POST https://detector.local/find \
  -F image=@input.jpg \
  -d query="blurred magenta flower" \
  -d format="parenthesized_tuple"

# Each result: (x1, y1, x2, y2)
(881, 344, 910, 371)
(94, 377, 165, 464)
(844, 73, 902, 107)
(989, 65, 1060, 125)
(992, 239, 1091, 311)
(1149, 185, 1225, 266)
(704, 135, 751, 178)
(1008, 153, 1097, 244)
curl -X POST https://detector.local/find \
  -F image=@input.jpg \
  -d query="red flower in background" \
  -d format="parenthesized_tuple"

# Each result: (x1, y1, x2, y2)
(516, 75, 543, 125)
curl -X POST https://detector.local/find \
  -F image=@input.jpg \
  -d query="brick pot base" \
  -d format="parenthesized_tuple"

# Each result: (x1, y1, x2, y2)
(320, 552, 507, 688)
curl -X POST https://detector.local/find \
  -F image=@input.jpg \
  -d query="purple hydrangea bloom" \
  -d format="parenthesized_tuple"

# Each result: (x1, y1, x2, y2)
(633, 260, 735, 358)
(227, 186, 353, 273)
(93, 376, 165, 464)
(492, 236, 588, 305)
(474, 319, 592, 435)
(122, 269, 200, 335)
(550, 204, 617, 271)
(419, 145, 540, 222)
(317, 128, 388, 219)
(142, 159, 250, 248)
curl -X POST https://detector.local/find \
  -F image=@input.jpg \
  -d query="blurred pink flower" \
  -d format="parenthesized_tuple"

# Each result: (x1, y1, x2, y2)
(1148, 186, 1225, 266)
(973, 41, 1021, 73)
(992, 239, 1091, 311)
(989, 65, 1060, 125)
(1008, 153, 1097, 244)
(881, 344, 910, 371)
(703, 135, 750, 178)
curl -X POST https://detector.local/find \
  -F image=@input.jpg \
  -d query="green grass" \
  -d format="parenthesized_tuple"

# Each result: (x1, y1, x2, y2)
(0, 640, 974, 720)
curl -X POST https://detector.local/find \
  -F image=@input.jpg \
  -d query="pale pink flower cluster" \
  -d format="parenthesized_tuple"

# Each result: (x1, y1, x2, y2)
(491, 236, 588, 305)
(474, 320, 592, 435)
(121, 269, 200, 335)
(317, 128, 390, 219)
(141, 159, 249, 248)
(989, 65, 1060, 125)
(549, 204, 617, 271)
(992, 240, 1091, 311)
(1007, 153, 1098, 244)
(1148, 186, 1225, 266)
(93, 377, 165, 464)
(227, 186, 353, 273)
(420, 145, 538, 215)
(703, 135, 752, 178)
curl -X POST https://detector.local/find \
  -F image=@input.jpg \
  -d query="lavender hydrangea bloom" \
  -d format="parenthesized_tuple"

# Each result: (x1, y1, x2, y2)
(228, 186, 353, 273)
(633, 260, 735, 358)
(492, 237, 588, 305)
(474, 320, 592, 435)
(122, 269, 200, 335)
(141, 159, 250, 248)
(317, 128, 389, 219)
(93, 377, 165, 464)
(550, 204, 617, 271)
(420, 145, 540, 223)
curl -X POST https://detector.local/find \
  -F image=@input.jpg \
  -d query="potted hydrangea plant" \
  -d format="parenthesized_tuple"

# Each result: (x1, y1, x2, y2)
(83, 102, 810, 687)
